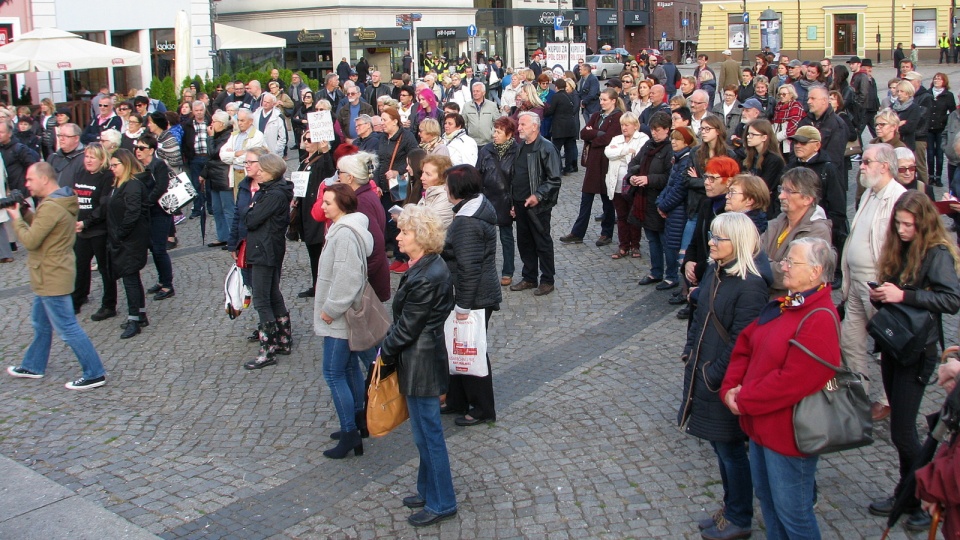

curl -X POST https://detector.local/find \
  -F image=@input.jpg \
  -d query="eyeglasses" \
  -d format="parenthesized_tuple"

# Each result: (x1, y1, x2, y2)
(779, 258, 809, 269)
(244, 160, 259, 167)
(704, 174, 723, 181)
(861, 159, 879, 166)
(699, 126, 715, 133)
(98, 104, 111, 108)
(108, 163, 121, 169)
(726, 190, 742, 198)
(898, 165, 917, 173)
(347, 92, 360, 96)
(118, 107, 130, 112)
(875, 122, 891, 128)
(129, 120, 141, 124)
(691, 100, 707, 105)
(778, 186, 801, 195)
(134, 145, 151, 150)
(745, 132, 761, 138)
(57, 134, 78, 139)
(707, 231, 731, 244)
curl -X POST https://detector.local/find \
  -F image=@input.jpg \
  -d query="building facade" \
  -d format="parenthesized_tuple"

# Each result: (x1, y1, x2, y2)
(3, 0, 213, 102)
(698, 0, 956, 64)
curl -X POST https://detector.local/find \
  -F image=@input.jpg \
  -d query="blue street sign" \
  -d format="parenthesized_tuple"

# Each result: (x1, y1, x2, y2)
(467, 24, 477, 37)
(554, 16, 564, 31)
(682, 18, 689, 27)
(661, 31, 667, 39)
(743, 12, 749, 23)
(401, 24, 412, 31)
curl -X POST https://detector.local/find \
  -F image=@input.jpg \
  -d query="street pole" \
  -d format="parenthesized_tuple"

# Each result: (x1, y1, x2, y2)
(742, 0, 749, 66)
(209, 0, 218, 78)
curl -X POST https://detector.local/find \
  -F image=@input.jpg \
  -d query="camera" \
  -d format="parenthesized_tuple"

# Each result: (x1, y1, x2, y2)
(0, 189, 27, 210)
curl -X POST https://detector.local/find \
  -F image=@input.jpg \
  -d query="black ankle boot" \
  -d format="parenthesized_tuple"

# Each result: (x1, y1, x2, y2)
(323, 429, 363, 459)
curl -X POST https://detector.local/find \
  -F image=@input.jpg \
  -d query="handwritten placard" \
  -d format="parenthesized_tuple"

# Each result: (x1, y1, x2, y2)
(308, 110, 335, 142)
(290, 171, 309, 198)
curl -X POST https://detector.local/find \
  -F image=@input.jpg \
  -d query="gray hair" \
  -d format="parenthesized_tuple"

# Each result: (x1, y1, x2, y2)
(471, 81, 486, 91)
(691, 89, 709, 103)
(338, 151, 379, 185)
(237, 109, 253, 121)
(790, 237, 836, 284)
(355, 114, 374, 128)
(100, 128, 121, 147)
(865, 142, 899, 178)
(212, 110, 230, 124)
(247, 80, 261, 93)
(192, 101, 206, 111)
(225, 102, 239, 114)
(778, 84, 798, 100)
(781, 167, 821, 205)
(325, 73, 339, 85)
(894, 146, 916, 162)
(257, 153, 287, 180)
(518, 110, 541, 127)
(261, 93, 277, 105)
(64, 123, 82, 137)
(709, 212, 761, 280)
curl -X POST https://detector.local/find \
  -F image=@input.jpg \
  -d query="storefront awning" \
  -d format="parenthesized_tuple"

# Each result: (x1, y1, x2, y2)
(215, 24, 285, 50)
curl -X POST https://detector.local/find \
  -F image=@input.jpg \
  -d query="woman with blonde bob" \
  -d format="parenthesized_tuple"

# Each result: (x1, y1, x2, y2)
(380, 204, 459, 527)
(417, 117, 449, 157)
(679, 211, 770, 539)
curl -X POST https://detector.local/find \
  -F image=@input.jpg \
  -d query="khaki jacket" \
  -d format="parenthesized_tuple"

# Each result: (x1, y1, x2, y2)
(12, 187, 79, 296)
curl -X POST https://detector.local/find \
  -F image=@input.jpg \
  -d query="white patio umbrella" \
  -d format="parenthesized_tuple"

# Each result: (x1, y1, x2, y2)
(0, 51, 29, 74)
(0, 27, 142, 72)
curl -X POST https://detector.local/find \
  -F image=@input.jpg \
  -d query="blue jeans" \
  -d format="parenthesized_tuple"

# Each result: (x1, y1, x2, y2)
(406, 395, 457, 514)
(710, 440, 753, 529)
(322, 337, 366, 432)
(149, 214, 173, 288)
(750, 441, 821, 540)
(647, 230, 678, 281)
(351, 346, 378, 413)
(21, 295, 105, 380)
(499, 224, 515, 278)
(209, 189, 236, 243)
(681, 218, 697, 255)
(570, 192, 614, 239)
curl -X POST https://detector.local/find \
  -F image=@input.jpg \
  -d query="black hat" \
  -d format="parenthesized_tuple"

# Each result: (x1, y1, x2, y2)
(861, 58, 873, 67)
(55, 107, 71, 117)
(846, 56, 861, 64)
(605, 78, 623, 88)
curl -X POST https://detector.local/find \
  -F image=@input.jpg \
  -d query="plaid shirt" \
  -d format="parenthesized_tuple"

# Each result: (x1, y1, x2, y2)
(193, 120, 209, 155)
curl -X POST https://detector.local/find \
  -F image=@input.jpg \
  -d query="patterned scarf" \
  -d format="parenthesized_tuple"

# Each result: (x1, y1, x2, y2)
(494, 139, 514, 160)
(420, 137, 442, 154)
(758, 284, 827, 324)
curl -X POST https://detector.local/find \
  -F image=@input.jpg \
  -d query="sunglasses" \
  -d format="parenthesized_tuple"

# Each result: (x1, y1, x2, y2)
(135, 145, 150, 150)
(898, 166, 917, 173)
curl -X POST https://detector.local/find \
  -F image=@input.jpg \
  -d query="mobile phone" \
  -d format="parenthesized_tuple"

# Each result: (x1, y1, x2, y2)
(867, 281, 880, 289)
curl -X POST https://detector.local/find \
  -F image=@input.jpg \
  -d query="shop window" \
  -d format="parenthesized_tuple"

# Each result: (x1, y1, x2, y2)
(912, 9, 937, 47)
(597, 0, 616, 8)
(573, 0, 587, 8)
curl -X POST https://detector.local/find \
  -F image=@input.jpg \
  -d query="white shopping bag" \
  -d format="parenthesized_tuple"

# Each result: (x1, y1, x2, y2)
(444, 310, 488, 377)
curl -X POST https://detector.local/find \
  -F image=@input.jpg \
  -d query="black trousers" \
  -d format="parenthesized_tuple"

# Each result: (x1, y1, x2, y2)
(306, 242, 323, 289)
(880, 352, 930, 510)
(73, 234, 117, 310)
(552, 136, 578, 172)
(445, 308, 496, 421)
(250, 264, 287, 324)
(120, 273, 145, 318)
(379, 190, 398, 254)
(514, 203, 555, 285)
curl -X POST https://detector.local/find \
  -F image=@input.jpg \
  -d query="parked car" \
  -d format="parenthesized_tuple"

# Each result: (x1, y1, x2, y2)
(585, 54, 624, 79)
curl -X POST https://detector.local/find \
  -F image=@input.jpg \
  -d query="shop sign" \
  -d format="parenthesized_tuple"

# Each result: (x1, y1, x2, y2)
(656, 2, 674, 7)
(539, 12, 558, 25)
(156, 40, 175, 52)
(297, 29, 326, 42)
(353, 27, 376, 40)
(436, 29, 457, 38)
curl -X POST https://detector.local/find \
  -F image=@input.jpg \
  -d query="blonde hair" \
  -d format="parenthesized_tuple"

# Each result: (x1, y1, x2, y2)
(709, 212, 761, 280)
(397, 204, 446, 254)
(421, 154, 453, 185)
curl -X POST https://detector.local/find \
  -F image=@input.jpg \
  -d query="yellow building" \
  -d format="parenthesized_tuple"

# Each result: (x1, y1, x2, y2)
(698, 0, 954, 64)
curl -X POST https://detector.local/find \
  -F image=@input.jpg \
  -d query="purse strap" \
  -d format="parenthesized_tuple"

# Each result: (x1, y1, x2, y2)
(789, 307, 846, 374)
(387, 135, 402, 171)
(707, 270, 730, 345)
(343, 225, 371, 308)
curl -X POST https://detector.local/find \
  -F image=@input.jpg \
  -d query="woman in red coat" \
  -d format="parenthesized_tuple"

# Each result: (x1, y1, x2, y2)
(721, 236, 840, 540)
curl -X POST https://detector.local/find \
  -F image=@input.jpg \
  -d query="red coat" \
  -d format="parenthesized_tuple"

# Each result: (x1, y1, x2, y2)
(916, 434, 960, 539)
(720, 286, 840, 457)
(579, 109, 622, 195)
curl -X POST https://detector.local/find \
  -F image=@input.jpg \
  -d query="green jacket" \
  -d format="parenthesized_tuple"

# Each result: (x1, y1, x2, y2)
(12, 187, 79, 296)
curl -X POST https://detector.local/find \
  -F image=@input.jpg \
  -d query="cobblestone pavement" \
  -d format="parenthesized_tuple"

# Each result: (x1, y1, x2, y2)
(1, 64, 959, 539)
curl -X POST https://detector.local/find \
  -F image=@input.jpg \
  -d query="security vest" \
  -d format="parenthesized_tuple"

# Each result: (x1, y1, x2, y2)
(940, 35, 950, 48)
(955, 36, 960, 47)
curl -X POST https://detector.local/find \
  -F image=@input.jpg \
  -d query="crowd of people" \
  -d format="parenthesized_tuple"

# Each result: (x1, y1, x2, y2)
(4, 51, 960, 534)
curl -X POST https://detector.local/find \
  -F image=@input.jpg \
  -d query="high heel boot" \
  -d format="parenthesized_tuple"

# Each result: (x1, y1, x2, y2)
(323, 429, 364, 459)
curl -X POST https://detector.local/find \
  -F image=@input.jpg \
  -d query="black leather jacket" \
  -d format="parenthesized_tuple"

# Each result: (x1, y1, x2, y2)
(509, 135, 562, 211)
(442, 196, 503, 312)
(380, 253, 455, 397)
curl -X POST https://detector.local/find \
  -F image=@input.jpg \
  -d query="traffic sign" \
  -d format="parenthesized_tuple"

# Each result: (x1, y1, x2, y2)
(554, 16, 564, 31)
(401, 24, 412, 31)
(743, 12, 749, 23)
(467, 24, 477, 37)
(662, 31, 667, 39)
(681, 18, 689, 27)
